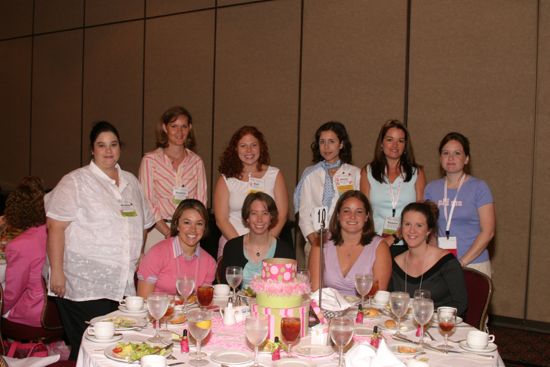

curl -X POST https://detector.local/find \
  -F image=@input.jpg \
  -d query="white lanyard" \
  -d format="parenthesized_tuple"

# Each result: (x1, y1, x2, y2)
(386, 168, 403, 217)
(443, 174, 466, 238)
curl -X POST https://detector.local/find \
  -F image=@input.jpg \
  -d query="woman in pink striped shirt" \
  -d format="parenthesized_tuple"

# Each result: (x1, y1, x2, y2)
(139, 106, 208, 253)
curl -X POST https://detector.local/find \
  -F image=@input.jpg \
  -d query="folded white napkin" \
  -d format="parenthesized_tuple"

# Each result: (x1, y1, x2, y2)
(311, 288, 351, 311)
(345, 340, 405, 367)
(4, 354, 60, 367)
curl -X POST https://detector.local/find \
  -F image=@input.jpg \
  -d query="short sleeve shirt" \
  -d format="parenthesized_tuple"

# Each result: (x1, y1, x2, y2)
(45, 161, 155, 301)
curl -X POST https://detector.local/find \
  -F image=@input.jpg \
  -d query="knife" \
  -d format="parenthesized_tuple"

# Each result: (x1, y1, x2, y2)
(393, 335, 494, 359)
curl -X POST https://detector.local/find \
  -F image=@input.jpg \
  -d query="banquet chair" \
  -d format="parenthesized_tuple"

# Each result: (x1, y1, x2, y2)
(463, 268, 493, 331)
(215, 256, 224, 284)
(0, 278, 65, 345)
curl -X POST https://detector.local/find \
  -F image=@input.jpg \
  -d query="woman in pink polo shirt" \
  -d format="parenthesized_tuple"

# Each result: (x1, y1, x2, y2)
(137, 199, 216, 297)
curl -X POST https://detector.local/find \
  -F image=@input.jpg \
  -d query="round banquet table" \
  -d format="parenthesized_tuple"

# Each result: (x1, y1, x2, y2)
(77, 308, 505, 367)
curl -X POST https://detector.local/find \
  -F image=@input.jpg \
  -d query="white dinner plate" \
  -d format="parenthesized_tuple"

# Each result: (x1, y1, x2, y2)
(390, 344, 422, 356)
(91, 314, 147, 330)
(84, 332, 122, 343)
(209, 350, 253, 365)
(293, 344, 335, 358)
(104, 342, 172, 364)
(273, 359, 314, 367)
(118, 305, 148, 315)
(459, 341, 497, 353)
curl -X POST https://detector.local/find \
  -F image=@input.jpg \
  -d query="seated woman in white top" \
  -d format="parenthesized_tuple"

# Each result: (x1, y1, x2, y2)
(213, 126, 288, 258)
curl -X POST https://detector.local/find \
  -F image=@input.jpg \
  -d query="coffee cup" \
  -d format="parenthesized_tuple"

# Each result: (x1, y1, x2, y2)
(121, 296, 144, 311)
(87, 321, 115, 340)
(214, 284, 230, 297)
(374, 290, 390, 305)
(467, 330, 495, 350)
(141, 355, 166, 367)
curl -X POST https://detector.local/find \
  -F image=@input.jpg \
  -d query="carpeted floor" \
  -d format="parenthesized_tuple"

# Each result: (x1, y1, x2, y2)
(490, 325, 550, 367)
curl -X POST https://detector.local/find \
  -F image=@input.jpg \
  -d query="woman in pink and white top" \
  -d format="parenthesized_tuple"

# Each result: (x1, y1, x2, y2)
(137, 199, 216, 297)
(213, 126, 288, 258)
(139, 106, 207, 253)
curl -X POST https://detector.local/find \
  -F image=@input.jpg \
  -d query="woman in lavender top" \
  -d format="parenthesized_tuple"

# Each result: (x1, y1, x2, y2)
(424, 132, 495, 277)
(309, 190, 391, 296)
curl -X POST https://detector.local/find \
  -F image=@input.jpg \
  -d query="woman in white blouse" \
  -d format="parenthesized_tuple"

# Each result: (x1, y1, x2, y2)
(46, 121, 155, 360)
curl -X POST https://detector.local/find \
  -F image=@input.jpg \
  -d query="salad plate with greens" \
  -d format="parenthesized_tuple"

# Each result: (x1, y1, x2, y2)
(105, 342, 172, 363)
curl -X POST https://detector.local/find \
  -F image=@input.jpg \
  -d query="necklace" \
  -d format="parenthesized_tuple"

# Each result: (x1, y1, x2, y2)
(245, 234, 268, 258)
(404, 245, 427, 293)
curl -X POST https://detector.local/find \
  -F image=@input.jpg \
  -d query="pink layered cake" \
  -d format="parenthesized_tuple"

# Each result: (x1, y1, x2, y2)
(250, 258, 310, 340)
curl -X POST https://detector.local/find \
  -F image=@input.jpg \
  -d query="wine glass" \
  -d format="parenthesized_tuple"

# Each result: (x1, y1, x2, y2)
(225, 266, 243, 304)
(280, 317, 301, 357)
(390, 291, 410, 336)
(159, 295, 176, 340)
(197, 284, 214, 309)
(354, 274, 373, 307)
(437, 306, 457, 353)
(412, 298, 434, 347)
(245, 315, 269, 367)
(187, 309, 212, 366)
(414, 288, 431, 300)
(366, 280, 379, 305)
(329, 317, 354, 367)
(147, 292, 169, 344)
(296, 268, 310, 284)
(176, 276, 195, 314)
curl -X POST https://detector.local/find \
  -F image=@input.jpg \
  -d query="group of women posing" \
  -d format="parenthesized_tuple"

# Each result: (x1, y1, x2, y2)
(1, 105, 494, 360)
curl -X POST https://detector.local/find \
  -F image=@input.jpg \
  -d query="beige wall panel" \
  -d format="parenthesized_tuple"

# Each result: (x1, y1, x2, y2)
(214, 0, 301, 213)
(32, 31, 83, 189)
(144, 11, 215, 203)
(407, 0, 537, 318)
(0, 0, 33, 39)
(86, 0, 144, 26)
(83, 21, 144, 175)
(34, 0, 83, 33)
(0, 38, 31, 189)
(146, 0, 214, 17)
(528, 1, 550, 323)
(300, 0, 407, 177)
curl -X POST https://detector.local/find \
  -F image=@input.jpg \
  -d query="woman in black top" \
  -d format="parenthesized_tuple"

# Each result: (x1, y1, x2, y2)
(390, 201, 467, 316)
(221, 192, 294, 289)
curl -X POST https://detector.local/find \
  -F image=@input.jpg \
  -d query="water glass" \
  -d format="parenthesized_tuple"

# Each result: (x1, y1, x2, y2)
(414, 288, 431, 300)
(390, 291, 410, 336)
(187, 309, 212, 366)
(176, 276, 195, 314)
(354, 274, 373, 307)
(245, 315, 269, 367)
(225, 266, 243, 304)
(280, 317, 301, 357)
(412, 298, 434, 347)
(329, 317, 354, 367)
(147, 292, 169, 344)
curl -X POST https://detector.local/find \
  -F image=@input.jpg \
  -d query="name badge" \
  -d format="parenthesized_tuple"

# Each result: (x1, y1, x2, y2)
(120, 201, 137, 217)
(312, 206, 328, 231)
(438, 236, 458, 257)
(382, 216, 400, 235)
(172, 186, 189, 204)
(248, 177, 265, 193)
(334, 173, 354, 195)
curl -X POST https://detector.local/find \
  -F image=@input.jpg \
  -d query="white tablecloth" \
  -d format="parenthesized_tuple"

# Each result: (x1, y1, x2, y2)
(77, 309, 504, 367)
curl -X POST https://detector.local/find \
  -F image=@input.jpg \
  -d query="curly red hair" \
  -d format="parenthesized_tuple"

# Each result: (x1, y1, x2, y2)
(218, 126, 271, 179)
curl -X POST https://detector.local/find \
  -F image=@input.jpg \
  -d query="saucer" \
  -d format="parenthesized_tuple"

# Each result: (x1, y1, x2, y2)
(209, 350, 253, 365)
(84, 332, 123, 343)
(118, 305, 148, 315)
(459, 341, 498, 353)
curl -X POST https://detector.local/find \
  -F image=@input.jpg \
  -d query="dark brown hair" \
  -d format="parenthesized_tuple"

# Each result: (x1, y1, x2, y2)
(368, 119, 420, 183)
(330, 190, 376, 246)
(218, 126, 270, 179)
(400, 200, 439, 243)
(156, 106, 196, 150)
(310, 121, 353, 164)
(170, 199, 209, 237)
(4, 176, 46, 231)
(241, 192, 278, 230)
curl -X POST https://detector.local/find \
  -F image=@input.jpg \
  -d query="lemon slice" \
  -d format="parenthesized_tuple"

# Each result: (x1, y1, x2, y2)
(196, 320, 211, 329)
